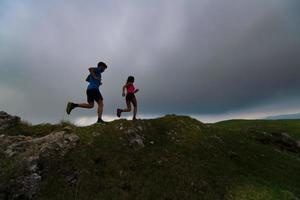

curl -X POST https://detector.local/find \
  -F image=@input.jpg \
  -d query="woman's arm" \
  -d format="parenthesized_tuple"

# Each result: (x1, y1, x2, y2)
(122, 84, 127, 97)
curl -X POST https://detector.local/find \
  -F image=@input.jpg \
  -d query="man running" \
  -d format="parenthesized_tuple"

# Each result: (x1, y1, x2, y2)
(66, 61, 108, 124)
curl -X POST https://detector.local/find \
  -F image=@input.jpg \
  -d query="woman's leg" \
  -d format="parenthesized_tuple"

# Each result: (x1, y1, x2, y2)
(117, 101, 131, 117)
(122, 101, 132, 112)
(132, 97, 137, 120)
(117, 94, 134, 117)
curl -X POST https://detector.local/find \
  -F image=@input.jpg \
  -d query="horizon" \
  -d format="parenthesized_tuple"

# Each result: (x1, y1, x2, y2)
(3, 110, 300, 127)
(1, 1, 300, 126)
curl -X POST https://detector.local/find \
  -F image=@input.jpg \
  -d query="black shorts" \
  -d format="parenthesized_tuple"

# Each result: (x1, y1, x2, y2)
(86, 89, 103, 103)
(126, 93, 135, 102)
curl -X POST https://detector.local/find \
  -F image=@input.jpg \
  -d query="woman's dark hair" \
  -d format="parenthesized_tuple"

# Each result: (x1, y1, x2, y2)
(127, 76, 134, 83)
(97, 62, 107, 68)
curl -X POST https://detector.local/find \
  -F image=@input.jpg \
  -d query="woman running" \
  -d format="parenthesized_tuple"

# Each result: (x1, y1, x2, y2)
(117, 76, 139, 120)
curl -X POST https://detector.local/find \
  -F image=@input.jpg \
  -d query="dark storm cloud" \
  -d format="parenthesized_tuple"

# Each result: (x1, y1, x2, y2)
(134, 0, 300, 114)
(0, 0, 300, 123)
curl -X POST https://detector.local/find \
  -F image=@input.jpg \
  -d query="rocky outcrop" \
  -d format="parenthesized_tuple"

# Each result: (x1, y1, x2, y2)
(0, 130, 80, 199)
(256, 131, 300, 153)
(0, 111, 20, 130)
(4, 131, 79, 157)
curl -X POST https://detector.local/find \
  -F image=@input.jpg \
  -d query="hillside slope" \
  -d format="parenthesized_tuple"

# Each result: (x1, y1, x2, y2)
(1, 112, 300, 200)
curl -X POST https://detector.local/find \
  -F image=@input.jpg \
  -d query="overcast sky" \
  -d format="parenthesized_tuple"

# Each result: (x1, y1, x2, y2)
(1, 0, 300, 124)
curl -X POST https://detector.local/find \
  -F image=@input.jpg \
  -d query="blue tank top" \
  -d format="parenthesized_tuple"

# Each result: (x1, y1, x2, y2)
(87, 68, 102, 90)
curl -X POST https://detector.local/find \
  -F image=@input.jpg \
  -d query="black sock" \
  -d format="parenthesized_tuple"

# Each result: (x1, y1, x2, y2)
(97, 117, 102, 122)
(72, 103, 79, 108)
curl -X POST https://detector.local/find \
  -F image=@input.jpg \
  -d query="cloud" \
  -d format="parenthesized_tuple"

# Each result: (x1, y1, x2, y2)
(0, 0, 300, 123)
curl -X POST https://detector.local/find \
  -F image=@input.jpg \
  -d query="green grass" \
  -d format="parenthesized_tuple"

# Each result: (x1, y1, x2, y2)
(214, 119, 300, 139)
(1, 116, 300, 200)
(0, 120, 76, 138)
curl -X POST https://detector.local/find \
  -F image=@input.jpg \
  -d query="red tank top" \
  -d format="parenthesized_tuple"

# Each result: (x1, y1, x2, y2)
(126, 84, 135, 93)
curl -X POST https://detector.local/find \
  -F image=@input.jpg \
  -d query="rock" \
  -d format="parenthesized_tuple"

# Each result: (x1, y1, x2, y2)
(0, 131, 80, 199)
(255, 132, 272, 144)
(63, 171, 79, 187)
(0, 111, 21, 130)
(257, 132, 299, 153)
(281, 132, 291, 139)
(281, 190, 299, 200)
(21, 173, 42, 199)
(228, 151, 238, 159)
(212, 135, 224, 144)
(63, 126, 73, 133)
(273, 132, 298, 152)
(167, 130, 177, 135)
(137, 125, 143, 131)
(125, 129, 135, 134)
(92, 132, 100, 137)
(129, 135, 145, 148)
(4, 131, 79, 158)
(118, 124, 124, 130)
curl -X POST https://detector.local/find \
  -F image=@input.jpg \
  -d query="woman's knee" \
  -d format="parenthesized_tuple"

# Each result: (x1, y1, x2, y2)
(126, 105, 132, 111)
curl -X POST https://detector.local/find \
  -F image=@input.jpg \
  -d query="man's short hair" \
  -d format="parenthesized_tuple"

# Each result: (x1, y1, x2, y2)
(98, 62, 108, 68)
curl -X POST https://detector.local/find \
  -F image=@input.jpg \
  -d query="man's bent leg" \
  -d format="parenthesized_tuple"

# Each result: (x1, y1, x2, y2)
(78, 102, 94, 108)
(66, 102, 94, 115)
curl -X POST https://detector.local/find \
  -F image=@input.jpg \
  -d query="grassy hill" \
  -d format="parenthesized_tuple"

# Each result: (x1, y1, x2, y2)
(1, 114, 300, 200)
